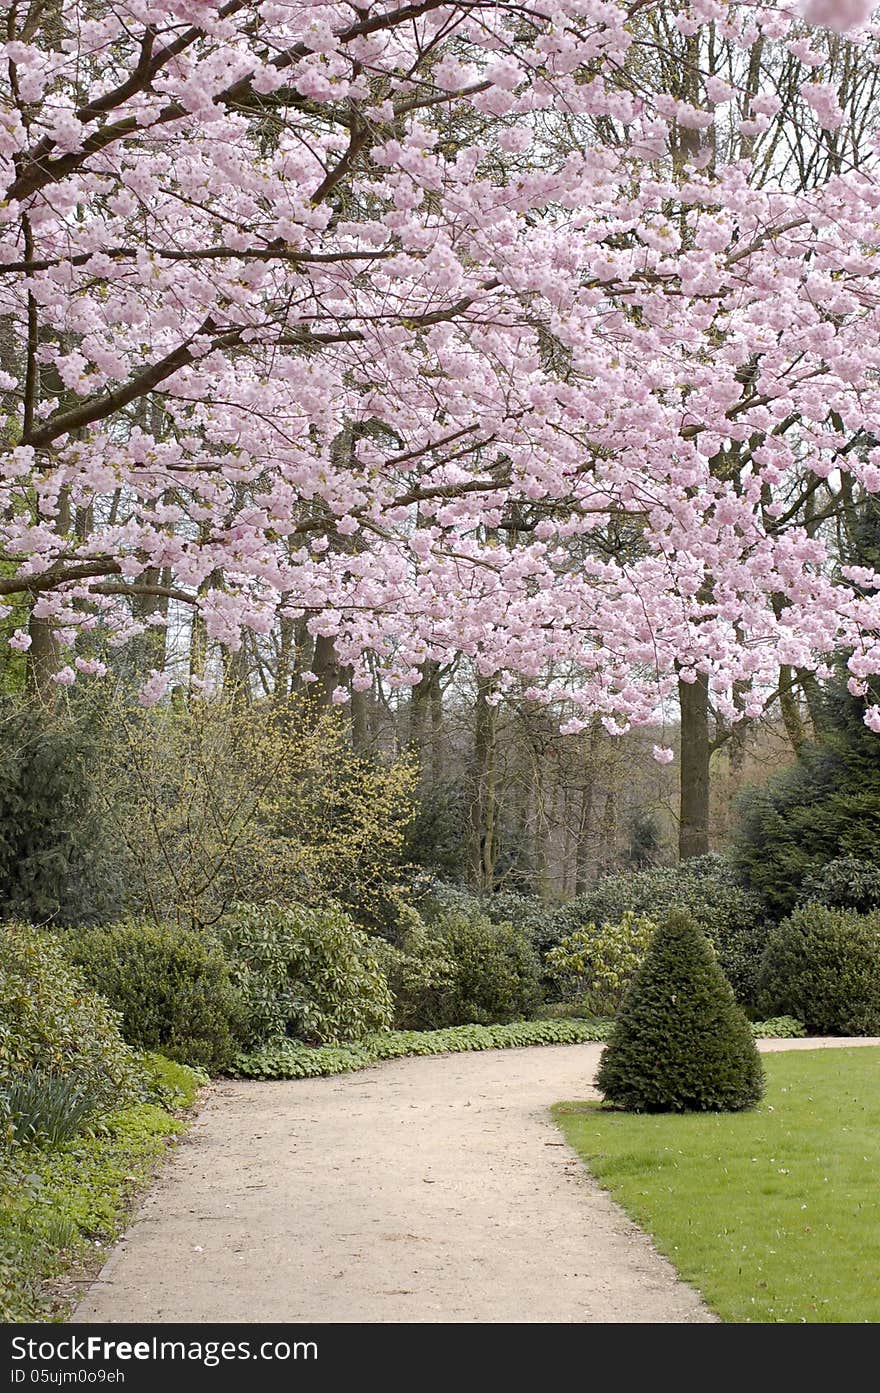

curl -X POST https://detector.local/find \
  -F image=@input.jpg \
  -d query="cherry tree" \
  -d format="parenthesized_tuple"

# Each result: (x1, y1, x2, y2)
(1, 0, 880, 857)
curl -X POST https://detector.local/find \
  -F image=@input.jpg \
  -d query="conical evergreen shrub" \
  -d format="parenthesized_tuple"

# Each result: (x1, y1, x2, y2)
(596, 908, 764, 1112)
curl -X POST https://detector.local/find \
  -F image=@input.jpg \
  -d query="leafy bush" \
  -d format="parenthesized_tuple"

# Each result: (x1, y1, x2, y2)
(231, 1017, 613, 1080)
(62, 921, 246, 1073)
(383, 906, 543, 1029)
(0, 1072, 104, 1149)
(757, 905, 880, 1036)
(106, 698, 416, 934)
(375, 919, 458, 1030)
(221, 901, 393, 1046)
(750, 1016, 806, 1039)
(551, 856, 766, 1009)
(546, 912, 657, 1014)
(596, 909, 765, 1113)
(797, 857, 880, 914)
(415, 880, 557, 954)
(0, 925, 140, 1114)
(482, 889, 560, 956)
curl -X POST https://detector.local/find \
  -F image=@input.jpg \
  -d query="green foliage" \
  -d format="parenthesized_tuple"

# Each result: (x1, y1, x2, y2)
(107, 697, 417, 935)
(757, 905, 880, 1036)
(61, 920, 246, 1073)
(403, 779, 470, 883)
(231, 1017, 613, 1080)
(0, 925, 141, 1114)
(482, 887, 560, 956)
(0, 1099, 187, 1321)
(0, 697, 124, 927)
(220, 901, 393, 1046)
(1, 1071, 104, 1149)
(546, 912, 657, 1014)
(382, 905, 543, 1028)
(797, 857, 880, 914)
(750, 1016, 806, 1039)
(136, 1052, 208, 1111)
(733, 674, 880, 918)
(551, 856, 766, 1009)
(596, 909, 765, 1113)
(375, 918, 458, 1029)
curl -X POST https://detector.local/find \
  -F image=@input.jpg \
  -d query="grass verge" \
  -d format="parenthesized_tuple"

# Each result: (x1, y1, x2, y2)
(0, 1055, 205, 1321)
(554, 1046, 880, 1323)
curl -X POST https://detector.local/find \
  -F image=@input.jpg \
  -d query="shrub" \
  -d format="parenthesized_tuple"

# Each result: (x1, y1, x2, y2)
(757, 905, 880, 1036)
(0, 925, 140, 1114)
(596, 909, 765, 1113)
(62, 921, 246, 1073)
(751, 1016, 806, 1039)
(797, 857, 880, 914)
(220, 901, 394, 1046)
(375, 919, 458, 1030)
(106, 697, 416, 935)
(385, 907, 543, 1029)
(137, 1053, 208, 1112)
(551, 856, 766, 1009)
(546, 912, 657, 1014)
(483, 889, 560, 957)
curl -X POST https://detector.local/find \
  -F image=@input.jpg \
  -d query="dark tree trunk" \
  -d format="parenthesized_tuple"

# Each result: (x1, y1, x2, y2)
(678, 673, 710, 860)
(24, 609, 60, 702)
(469, 676, 498, 890)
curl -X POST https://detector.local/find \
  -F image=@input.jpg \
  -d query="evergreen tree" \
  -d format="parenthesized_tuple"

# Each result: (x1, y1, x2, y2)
(596, 909, 764, 1113)
(733, 671, 880, 918)
(0, 697, 124, 926)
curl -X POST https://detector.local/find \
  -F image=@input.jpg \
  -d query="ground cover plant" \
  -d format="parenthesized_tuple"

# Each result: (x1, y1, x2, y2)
(0, 1054, 204, 1322)
(231, 1015, 801, 1081)
(555, 1047, 880, 1323)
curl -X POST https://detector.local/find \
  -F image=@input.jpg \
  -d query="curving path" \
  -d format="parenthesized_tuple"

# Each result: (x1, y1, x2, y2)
(72, 1037, 879, 1325)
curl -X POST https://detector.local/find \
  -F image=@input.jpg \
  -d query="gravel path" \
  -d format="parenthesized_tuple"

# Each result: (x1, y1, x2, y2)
(72, 1037, 879, 1325)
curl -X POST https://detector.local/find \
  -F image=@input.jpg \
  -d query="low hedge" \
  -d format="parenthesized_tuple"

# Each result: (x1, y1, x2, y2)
(231, 1018, 613, 1079)
(229, 1015, 802, 1080)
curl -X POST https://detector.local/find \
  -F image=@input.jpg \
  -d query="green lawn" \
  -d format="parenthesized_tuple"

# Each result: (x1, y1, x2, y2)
(554, 1047, 880, 1323)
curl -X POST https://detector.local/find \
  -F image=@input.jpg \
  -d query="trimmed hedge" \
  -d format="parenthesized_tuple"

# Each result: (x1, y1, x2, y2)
(597, 909, 765, 1113)
(60, 921, 246, 1073)
(758, 905, 880, 1036)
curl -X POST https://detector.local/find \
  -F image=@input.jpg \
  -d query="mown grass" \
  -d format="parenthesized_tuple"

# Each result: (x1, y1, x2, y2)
(0, 1054, 204, 1321)
(555, 1047, 880, 1323)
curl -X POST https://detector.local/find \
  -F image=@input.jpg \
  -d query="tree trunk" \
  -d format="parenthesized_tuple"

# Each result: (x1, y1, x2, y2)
(678, 673, 710, 860)
(24, 609, 60, 702)
(778, 664, 806, 754)
(469, 676, 498, 890)
(350, 688, 369, 751)
(311, 632, 342, 713)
